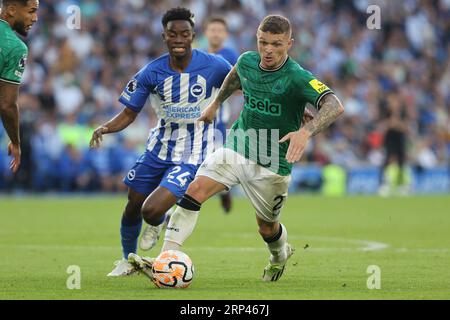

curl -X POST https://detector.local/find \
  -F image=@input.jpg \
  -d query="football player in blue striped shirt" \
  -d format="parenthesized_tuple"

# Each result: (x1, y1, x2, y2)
(89, 7, 232, 276)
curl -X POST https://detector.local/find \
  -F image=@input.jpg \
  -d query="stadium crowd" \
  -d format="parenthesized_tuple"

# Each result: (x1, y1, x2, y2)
(0, 0, 449, 192)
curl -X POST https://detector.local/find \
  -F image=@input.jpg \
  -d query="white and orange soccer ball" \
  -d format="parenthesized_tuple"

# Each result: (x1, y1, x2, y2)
(152, 250, 194, 289)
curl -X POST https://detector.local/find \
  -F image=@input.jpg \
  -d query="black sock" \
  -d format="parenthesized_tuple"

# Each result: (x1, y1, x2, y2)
(177, 194, 201, 211)
(263, 224, 283, 243)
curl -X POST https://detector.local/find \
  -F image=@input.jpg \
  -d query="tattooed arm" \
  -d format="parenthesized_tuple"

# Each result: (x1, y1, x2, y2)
(279, 93, 344, 163)
(198, 66, 241, 124)
(214, 66, 241, 104)
(302, 93, 345, 136)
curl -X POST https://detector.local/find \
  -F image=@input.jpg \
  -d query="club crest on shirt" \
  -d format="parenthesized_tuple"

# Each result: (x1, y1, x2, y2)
(190, 83, 205, 98)
(126, 79, 138, 93)
(127, 169, 136, 181)
(19, 54, 27, 69)
(271, 79, 285, 94)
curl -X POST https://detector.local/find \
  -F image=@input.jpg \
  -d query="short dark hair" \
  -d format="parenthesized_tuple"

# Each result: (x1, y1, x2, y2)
(204, 16, 228, 31)
(2, 0, 31, 6)
(258, 15, 291, 35)
(162, 7, 195, 28)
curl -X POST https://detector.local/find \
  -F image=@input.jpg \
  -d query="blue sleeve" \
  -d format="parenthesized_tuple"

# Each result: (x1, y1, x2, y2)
(118, 64, 155, 113)
(226, 49, 239, 66)
(213, 56, 233, 87)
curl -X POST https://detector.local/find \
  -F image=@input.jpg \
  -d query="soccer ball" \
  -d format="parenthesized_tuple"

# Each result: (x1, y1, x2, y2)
(152, 250, 194, 289)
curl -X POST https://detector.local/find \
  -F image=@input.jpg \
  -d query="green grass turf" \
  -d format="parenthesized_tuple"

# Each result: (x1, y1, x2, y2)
(0, 195, 449, 300)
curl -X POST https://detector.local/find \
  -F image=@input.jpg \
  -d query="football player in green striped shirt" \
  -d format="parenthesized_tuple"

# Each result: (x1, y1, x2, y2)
(0, 0, 39, 173)
(132, 15, 344, 282)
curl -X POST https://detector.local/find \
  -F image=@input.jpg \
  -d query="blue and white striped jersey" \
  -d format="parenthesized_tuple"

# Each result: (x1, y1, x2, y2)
(119, 49, 232, 165)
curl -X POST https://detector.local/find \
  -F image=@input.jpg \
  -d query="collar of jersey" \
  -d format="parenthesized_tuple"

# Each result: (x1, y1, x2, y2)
(0, 19, 12, 30)
(168, 49, 197, 73)
(258, 55, 289, 72)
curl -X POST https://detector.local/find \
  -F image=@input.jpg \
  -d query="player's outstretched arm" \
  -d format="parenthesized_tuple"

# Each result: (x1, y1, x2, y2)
(280, 93, 344, 163)
(0, 81, 21, 173)
(198, 66, 241, 124)
(89, 107, 138, 148)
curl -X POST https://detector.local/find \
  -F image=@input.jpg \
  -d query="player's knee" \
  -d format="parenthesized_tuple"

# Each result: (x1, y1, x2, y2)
(141, 203, 164, 226)
(185, 180, 208, 203)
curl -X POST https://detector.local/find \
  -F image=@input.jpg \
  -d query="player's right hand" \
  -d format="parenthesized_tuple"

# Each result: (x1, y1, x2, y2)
(197, 102, 219, 124)
(279, 128, 312, 164)
(7, 142, 21, 173)
(89, 126, 108, 148)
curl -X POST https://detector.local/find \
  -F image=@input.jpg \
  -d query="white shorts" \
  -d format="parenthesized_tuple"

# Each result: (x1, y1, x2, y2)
(196, 148, 291, 222)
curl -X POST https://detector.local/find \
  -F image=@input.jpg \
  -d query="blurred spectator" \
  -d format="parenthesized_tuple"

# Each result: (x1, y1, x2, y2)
(379, 91, 412, 188)
(57, 144, 84, 191)
(0, 0, 449, 193)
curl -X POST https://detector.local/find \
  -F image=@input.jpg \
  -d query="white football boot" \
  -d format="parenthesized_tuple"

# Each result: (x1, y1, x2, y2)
(128, 253, 155, 281)
(139, 209, 172, 251)
(262, 243, 295, 282)
(139, 223, 164, 251)
(107, 259, 137, 277)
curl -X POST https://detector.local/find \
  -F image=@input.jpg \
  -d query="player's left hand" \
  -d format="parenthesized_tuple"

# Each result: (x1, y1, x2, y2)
(279, 128, 312, 163)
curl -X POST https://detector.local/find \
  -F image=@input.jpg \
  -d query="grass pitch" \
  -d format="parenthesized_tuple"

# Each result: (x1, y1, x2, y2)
(0, 195, 449, 300)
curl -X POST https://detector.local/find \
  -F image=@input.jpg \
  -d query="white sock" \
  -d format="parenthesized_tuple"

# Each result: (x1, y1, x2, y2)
(164, 206, 175, 223)
(265, 224, 288, 264)
(162, 205, 199, 252)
